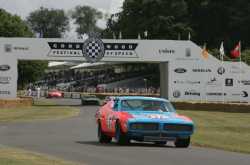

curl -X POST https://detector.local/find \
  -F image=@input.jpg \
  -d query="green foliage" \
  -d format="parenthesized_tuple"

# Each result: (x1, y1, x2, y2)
(71, 5, 103, 35)
(241, 49, 250, 64)
(0, 9, 32, 37)
(27, 7, 69, 38)
(18, 61, 48, 89)
(106, 0, 192, 39)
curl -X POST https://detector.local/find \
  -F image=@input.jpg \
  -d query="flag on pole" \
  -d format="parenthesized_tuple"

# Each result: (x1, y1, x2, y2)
(188, 32, 191, 40)
(144, 30, 148, 38)
(112, 32, 116, 39)
(230, 42, 241, 58)
(119, 31, 122, 39)
(202, 44, 209, 59)
(138, 33, 141, 40)
(219, 42, 225, 61)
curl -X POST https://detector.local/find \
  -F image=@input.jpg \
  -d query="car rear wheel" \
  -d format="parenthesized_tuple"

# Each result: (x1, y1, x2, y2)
(98, 122, 112, 143)
(175, 137, 190, 148)
(115, 122, 129, 145)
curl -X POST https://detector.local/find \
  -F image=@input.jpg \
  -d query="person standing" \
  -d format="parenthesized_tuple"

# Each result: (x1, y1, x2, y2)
(37, 86, 41, 99)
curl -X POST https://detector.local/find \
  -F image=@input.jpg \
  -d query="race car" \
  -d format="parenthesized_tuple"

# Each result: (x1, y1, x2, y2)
(47, 89, 63, 98)
(95, 96, 194, 147)
(81, 95, 101, 105)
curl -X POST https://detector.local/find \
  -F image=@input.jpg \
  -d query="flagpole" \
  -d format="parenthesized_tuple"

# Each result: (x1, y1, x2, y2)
(219, 42, 225, 104)
(222, 42, 225, 104)
(239, 41, 242, 103)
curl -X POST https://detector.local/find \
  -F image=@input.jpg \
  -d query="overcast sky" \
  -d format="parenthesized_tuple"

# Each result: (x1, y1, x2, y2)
(0, 0, 124, 37)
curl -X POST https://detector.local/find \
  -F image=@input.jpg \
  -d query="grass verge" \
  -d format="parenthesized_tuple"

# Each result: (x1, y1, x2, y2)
(0, 147, 79, 165)
(178, 110, 250, 154)
(0, 100, 80, 123)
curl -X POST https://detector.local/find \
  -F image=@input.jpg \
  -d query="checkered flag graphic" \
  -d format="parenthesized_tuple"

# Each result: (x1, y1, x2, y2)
(85, 41, 102, 58)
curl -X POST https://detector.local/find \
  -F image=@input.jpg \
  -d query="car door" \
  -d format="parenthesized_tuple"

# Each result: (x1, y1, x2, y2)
(105, 99, 119, 133)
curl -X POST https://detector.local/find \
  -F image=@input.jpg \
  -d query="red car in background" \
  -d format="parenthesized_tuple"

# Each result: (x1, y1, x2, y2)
(47, 89, 63, 98)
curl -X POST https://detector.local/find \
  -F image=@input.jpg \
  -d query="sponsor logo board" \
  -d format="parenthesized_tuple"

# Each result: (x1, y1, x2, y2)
(174, 68, 187, 73)
(0, 90, 11, 95)
(193, 68, 212, 73)
(47, 36, 138, 62)
(206, 92, 226, 96)
(0, 77, 11, 84)
(174, 80, 201, 85)
(217, 67, 225, 75)
(225, 78, 233, 86)
(173, 90, 181, 98)
(232, 91, 248, 98)
(184, 90, 200, 96)
(206, 77, 222, 87)
(238, 80, 250, 85)
(159, 48, 175, 55)
(0, 65, 11, 71)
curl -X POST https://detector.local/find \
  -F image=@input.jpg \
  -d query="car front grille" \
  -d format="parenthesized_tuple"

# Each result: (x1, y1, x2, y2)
(130, 123, 159, 131)
(164, 124, 193, 132)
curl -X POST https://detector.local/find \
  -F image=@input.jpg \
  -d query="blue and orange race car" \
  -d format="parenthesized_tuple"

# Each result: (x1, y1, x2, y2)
(95, 96, 194, 147)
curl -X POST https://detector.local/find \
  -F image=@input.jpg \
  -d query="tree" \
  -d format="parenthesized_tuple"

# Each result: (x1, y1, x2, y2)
(0, 9, 32, 37)
(106, 0, 192, 39)
(0, 9, 48, 89)
(71, 5, 103, 36)
(18, 61, 48, 89)
(27, 7, 69, 38)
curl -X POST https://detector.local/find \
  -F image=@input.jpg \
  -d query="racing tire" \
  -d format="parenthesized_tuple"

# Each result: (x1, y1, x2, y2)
(115, 122, 129, 145)
(175, 137, 190, 148)
(98, 122, 112, 143)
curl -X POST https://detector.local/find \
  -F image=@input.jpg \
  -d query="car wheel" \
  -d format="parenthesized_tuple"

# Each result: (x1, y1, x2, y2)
(175, 137, 190, 148)
(98, 122, 112, 143)
(154, 141, 167, 146)
(115, 122, 129, 145)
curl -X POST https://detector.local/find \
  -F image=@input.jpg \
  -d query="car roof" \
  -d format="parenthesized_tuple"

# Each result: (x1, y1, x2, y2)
(116, 96, 169, 102)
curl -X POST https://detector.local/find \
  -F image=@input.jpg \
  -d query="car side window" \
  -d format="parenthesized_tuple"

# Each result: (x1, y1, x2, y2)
(113, 100, 119, 111)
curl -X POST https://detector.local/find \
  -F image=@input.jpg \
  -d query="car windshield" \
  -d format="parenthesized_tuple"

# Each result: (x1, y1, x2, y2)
(121, 99, 176, 112)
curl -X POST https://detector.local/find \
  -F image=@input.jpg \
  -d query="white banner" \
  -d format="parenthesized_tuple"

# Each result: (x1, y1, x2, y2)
(0, 55, 17, 99)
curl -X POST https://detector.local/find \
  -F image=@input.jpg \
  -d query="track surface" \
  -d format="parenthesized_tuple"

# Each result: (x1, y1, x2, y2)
(0, 99, 250, 165)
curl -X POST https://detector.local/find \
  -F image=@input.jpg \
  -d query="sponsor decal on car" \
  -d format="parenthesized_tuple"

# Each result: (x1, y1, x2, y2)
(146, 114, 169, 119)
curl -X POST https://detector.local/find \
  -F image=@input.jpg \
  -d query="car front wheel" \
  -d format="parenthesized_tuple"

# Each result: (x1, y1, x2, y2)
(115, 122, 129, 145)
(175, 137, 190, 148)
(98, 122, 112, 143)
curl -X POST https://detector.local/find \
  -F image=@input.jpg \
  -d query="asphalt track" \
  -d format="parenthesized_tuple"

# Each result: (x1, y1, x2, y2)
(0, 98, 250, 165)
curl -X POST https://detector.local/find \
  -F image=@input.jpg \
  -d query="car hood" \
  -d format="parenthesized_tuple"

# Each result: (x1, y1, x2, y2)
(127, 111, 193, 124)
